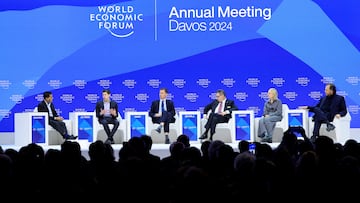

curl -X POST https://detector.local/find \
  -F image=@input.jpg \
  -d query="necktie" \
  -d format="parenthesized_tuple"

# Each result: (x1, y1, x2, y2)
(218, 101, 223, 113)
(161, 100, 165, 112)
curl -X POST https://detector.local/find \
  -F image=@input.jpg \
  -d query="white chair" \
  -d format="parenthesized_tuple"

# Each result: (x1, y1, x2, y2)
(148, 114, 179, 144)
(94, 114, 126, 144)
(200, 115, 233, 143)
(254, 104, 289, 143)
(308, 111, 351, 145)
(33, 107, 72, 145)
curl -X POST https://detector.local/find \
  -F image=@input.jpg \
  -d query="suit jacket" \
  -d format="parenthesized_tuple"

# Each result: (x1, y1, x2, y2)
(95, 100, 119, 122)
(37, 100, 58, 120)
(310, 94, 347, 122)
(149, 99, 176, 123)
(203, 99, 238, 120)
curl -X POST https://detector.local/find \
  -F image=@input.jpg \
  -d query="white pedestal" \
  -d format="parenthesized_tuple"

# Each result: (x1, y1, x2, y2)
(178, 111, 201, 143)
(14, 112, 49, 146)
(69, 112, 96, 142)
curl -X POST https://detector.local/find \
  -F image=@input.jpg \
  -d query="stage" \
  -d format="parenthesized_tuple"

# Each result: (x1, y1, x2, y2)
(0, 141, 280, 160)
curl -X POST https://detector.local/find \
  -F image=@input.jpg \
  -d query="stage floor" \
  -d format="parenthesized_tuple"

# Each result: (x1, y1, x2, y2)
(0, 141, 280, 160)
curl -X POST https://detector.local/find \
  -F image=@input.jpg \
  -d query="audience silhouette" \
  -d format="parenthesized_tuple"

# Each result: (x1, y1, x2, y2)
(1, 130, 360, 200)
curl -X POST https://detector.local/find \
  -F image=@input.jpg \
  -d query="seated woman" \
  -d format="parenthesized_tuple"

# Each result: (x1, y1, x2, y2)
(257, 88, 283, 143)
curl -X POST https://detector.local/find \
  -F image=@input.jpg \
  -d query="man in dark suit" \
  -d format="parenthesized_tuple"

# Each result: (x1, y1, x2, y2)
(199, 89, 238, 141)
(300, 83, 347, 142)
(149, 88, 176, 144)
(37, 91, 77, 140)
(95, 89, 119, 144)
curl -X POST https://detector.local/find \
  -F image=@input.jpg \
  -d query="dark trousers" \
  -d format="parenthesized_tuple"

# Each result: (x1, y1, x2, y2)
(49, 119, 68, 138)
(312, 107, 330, 136)
(154, 111, 173, 133)
(99, 117, 120, 139)
(204, 113, 228, 136)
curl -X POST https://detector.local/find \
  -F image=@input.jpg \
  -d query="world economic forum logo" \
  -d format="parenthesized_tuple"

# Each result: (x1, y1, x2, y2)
(90, 4, 144, 38)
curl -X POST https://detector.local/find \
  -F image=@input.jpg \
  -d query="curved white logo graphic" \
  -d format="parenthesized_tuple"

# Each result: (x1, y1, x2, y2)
(90, 4, 144, 38)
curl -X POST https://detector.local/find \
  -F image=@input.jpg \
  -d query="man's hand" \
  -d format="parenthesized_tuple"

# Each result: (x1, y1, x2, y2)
(335, 114, 341, 118)
(155, 113, 162, 117)
(110, 108, 117, 116)
(100, 109, 105, 115)
(218, 112, 227, 116)
(55, 116, 64, 121)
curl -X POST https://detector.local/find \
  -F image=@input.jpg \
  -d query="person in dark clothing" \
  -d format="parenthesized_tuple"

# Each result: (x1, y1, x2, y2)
(300, 83, 347, 142)
(199, 89, 238, 141)
(37, 91, 77, 140)
(149, 88, 176, 144)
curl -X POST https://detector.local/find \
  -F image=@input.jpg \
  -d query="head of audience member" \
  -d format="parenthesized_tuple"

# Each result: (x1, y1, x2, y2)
(343, 139, 360, 159)
(102, 89, 111, 102)
(200, 140, 211, 158)
(169, 141, 185, 159)
(104, 142, 115, 162)
(177, 134, 190, 148)
(4, 148, 19, 165)
(159, 87, 168, 100)
(60, 141, 82, 165)
(208, 140, 225, 161)
(140, 135, 153, 153)
(233, 151, 256, 176)
(119, 142, 130, 161)
(217, 144, 236, 169)
(238, 140, 250, 153)
(279, 129, 299, 156)
(89, 140, 107, 163)
(127, 136, 146, 159)
(181, 146, 202, 166)
(18, 143, 45, 165)
(215, 89, 226, 102)
(255, 143, 273, 160)
(43, 91, 53, 104)
(325, 83, 336, 97)
(267, 88, 278, 102)
(44, 148, 61, 168)
(314, 135, 336, 158)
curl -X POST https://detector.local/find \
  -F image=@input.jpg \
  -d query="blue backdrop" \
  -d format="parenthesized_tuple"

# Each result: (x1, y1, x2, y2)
(1, 0, 359, 132)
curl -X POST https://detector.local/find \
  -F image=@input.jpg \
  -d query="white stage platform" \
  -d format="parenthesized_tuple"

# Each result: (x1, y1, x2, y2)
(0, 141, 280, 160)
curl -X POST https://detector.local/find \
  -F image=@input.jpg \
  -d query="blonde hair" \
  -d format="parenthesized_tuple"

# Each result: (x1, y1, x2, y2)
(268, 88, 278, 100)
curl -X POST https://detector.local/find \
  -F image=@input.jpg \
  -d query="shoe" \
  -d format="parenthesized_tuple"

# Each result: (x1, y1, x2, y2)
(261, 137, 272, 143)
(199, 133, 208, 139)
(155, 126, 161, 133)
(165, 138, 170, 144)
(326, 123, 335, 132)
(258, 133, 265, 138)
(65, 135, 78, 140)
(105, 138, 114, 144)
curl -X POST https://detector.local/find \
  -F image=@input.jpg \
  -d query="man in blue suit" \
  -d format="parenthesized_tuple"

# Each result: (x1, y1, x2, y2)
(149, 88, 176, 144)
(199, 89, 238, 141)
(95, 89, 119, 144)
(300, 83, 347, 142)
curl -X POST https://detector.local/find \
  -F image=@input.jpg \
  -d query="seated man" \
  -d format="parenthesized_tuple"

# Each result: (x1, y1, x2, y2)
(149, 88, 176, 144)
(199, 89, 238, 141)
(95, 89, 120, 144)
(37, 91, 77, 140)
(300, 83, 347, 142)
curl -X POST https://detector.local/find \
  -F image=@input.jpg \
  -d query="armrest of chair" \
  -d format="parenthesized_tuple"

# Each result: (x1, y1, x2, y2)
(332, 112, 351, 125)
